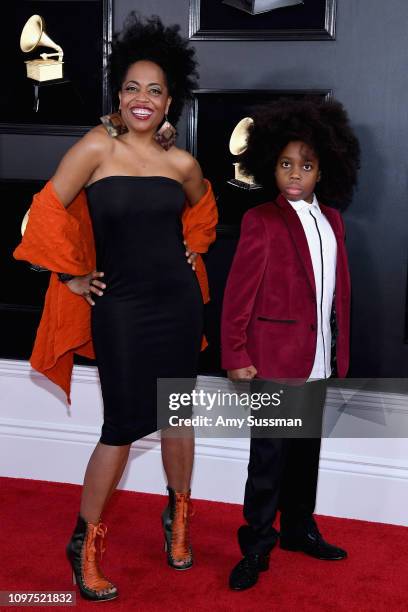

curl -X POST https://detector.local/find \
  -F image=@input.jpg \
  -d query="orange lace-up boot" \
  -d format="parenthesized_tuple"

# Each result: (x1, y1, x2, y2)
(66, 515, 118, 601)
(162, 487, 194, 570)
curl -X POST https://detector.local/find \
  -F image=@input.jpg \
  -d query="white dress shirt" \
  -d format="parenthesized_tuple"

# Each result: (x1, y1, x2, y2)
(287, 194, 337, 379)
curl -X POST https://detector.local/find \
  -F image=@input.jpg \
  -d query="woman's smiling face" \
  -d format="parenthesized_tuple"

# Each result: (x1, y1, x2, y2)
(118, 60, 171, 133)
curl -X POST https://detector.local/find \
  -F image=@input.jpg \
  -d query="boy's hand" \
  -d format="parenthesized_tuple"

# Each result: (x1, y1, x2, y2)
(227, 366, 257, 381)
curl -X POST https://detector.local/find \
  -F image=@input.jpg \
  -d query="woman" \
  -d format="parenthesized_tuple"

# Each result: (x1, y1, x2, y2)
(15, 13, 217, 601)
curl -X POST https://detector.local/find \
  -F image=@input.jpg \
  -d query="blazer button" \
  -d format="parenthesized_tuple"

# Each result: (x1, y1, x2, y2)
(310, 324, 316, 331)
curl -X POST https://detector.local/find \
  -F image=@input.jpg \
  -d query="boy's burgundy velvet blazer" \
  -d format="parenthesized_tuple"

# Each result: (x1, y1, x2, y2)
(221, 194, 351, 380)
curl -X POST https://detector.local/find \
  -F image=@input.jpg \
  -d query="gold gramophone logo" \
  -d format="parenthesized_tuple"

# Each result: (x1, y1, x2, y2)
(228, 117, 261, 190)
(20, 15, 64, 81)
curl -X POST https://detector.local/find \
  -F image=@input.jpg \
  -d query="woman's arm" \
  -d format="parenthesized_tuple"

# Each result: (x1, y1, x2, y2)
(172, 149, 211, 268)
(50, 127, 112, 303)
(51, 126, 113, 207)
(182, 158, 207, 206)
(171, 149, 207, 206)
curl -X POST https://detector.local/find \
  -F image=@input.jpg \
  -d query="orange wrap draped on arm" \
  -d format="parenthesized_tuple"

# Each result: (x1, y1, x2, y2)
(13, 179, 217, 403)
(181, 179, 218, 305)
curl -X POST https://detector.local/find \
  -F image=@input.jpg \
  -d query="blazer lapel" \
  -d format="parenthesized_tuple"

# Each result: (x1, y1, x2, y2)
(275, 194, 316, 295)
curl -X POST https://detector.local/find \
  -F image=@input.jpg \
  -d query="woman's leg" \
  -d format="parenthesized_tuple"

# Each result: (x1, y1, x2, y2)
(68, 442, 131, 600)
(160, 425, 195, 569)
(80, 441, 131, 523)
(161, 425, 194, 490)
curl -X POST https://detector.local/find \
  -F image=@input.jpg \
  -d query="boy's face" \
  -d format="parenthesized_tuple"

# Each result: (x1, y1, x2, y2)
(275, 141, 320, 204)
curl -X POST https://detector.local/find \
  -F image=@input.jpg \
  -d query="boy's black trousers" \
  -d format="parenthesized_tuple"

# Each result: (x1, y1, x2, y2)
(238, 379, 328, 556)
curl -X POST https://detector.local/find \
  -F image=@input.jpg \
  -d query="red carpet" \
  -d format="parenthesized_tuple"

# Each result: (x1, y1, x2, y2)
(1, 476, 407, 611)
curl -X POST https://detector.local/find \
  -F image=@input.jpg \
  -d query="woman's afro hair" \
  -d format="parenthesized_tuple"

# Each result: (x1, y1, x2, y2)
(108, 12, 199, 125)
(239, 98, 361, 208)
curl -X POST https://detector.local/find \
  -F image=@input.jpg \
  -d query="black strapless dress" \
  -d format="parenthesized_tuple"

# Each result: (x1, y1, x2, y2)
(86, 176, 203, 445)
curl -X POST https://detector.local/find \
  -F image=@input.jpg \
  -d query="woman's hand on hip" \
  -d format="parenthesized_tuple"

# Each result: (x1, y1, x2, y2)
(66, 270, 106, 306)
(184, 241, 198, 271)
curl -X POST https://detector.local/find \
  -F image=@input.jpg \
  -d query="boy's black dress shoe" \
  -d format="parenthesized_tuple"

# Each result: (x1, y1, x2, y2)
(229, 553, 270, 591)
(280, 519, 347, 560)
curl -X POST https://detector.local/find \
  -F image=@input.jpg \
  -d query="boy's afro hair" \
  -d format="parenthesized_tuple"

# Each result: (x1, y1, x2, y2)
(108, 12, 199, 125)
(239, 98, 361, 208)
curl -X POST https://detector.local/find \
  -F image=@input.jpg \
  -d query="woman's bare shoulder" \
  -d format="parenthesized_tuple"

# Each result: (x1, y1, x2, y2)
(51, 126, 115, 206)
(167, 146, 196, 166)
(79, 125, 115, 155)
(167, 146, 200, 178)
(167, 147, 206, 204)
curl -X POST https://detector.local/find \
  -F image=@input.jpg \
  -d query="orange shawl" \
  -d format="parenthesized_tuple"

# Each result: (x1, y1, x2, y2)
(13, 179, 217, 402)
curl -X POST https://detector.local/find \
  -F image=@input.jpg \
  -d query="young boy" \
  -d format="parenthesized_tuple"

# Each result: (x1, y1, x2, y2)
(221, 99, 360, 591)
